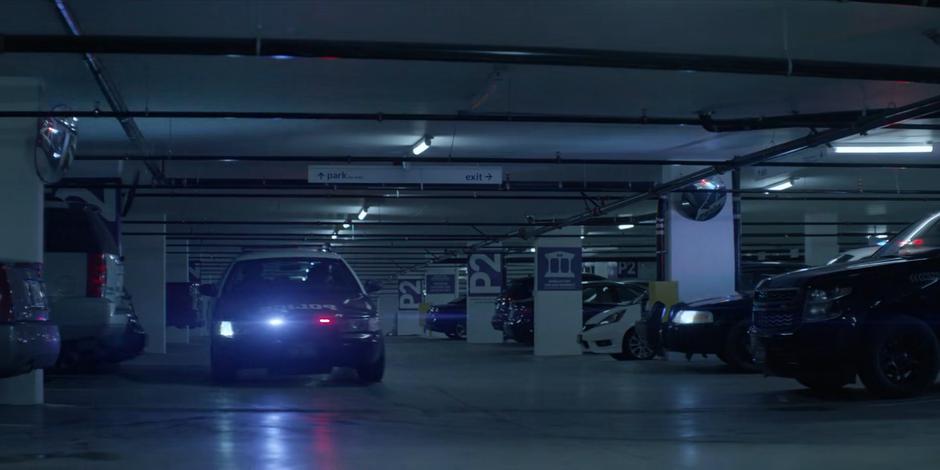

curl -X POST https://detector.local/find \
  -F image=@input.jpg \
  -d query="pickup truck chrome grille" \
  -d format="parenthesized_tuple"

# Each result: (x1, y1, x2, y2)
(753, 288, 802, 331)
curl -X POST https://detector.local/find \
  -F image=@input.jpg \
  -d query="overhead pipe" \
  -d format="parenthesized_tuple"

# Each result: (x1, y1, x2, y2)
(49, 1, 164, 181)
(5, 34, 940, 83)
(3, 106, 935, 131)
(67, 155, 940, 170)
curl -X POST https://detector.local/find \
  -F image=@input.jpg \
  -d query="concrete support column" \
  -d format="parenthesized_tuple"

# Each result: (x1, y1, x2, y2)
(166, 241, 189, 344)
(0, 78, 45, 405)
(124, 215, 166, 353)
(466, 251, 504, 343)
(534, 227, 582, 356)
(664, 170, 736, 301)
(805, 213, 839, 266)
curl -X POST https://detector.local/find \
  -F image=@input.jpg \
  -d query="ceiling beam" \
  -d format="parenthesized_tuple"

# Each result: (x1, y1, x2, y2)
(5, 34, 940, 83)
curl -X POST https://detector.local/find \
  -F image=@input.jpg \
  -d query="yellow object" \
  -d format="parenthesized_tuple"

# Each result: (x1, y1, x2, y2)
(647, 281, 679, 312)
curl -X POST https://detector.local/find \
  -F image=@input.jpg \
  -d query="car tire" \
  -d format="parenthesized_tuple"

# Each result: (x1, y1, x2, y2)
(858, 315, 939, 399)
(722, 320, 760, 373)
(210, 356, 238, 383)
(454, 323, 467, 340)
(357, 352, 386, 384)
(796, 373, 849, 393)
(612, 328, 655, 361)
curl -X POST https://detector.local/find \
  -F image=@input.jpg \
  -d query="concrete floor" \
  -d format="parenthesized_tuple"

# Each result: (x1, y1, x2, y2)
(2, 337, 940, 469)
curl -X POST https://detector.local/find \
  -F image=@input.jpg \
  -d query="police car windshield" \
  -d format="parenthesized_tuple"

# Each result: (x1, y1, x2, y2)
(223, 258, 361, 295)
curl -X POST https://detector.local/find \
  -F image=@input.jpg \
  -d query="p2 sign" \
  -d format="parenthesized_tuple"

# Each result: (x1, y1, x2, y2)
(468, 252, 503, 296)
(398, 278, 422, 310)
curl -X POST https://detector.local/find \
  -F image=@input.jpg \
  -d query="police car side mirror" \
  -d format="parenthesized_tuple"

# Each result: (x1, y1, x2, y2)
(364, 280, 383, 294)
(198, 283, 218, 297)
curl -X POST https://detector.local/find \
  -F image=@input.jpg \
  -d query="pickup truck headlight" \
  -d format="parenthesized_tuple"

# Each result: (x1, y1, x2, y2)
(804, 286, 852, 322)
(673, 310, 714, 325)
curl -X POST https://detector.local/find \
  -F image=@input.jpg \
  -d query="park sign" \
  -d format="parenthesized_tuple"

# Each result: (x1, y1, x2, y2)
(308, 165, 503, 185)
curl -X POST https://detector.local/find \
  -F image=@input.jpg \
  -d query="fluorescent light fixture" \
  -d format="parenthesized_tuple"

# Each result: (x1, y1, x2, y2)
(580, 235, 585, 240)
(331, 232, 338, 240)
(342, 217, 351, 229)
(528, 247, 536, 253)
(767, 179, 794, 191)
(875, 234, 889, 239)
(358, 207, 368, 220)
(833, 144, 933, 154)
(267, 317, 286, 327)
(411, 136, 433, 156)
(617, 224, 635, 230)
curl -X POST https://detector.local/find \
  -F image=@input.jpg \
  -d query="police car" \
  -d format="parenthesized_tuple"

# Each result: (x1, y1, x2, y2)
(202, 250, 385, 383)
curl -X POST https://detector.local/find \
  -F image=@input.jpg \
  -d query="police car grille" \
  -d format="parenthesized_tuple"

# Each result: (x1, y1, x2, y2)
(753, 288, 801, 330)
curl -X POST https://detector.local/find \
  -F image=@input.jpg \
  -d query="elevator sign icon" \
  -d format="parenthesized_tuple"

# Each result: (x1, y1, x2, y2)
(536, 247, 582, 291)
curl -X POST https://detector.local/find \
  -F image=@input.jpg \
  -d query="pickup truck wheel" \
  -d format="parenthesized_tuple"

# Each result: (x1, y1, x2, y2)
(722, 320, 760, 373)
(210, 355, 238, 383)
(859, 315, 939, 399)
(357, 353, 385, 384)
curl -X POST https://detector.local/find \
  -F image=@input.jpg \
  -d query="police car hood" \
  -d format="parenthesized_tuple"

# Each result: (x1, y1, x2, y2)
(216, 287, 374, 320)
(759, 256, 916, 289)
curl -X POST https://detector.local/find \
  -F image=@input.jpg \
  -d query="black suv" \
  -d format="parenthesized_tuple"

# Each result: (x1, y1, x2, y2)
(751, 212, 940, 398)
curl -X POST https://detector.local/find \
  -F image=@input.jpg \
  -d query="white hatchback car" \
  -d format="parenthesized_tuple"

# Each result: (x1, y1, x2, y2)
(579, 303, 655, 360)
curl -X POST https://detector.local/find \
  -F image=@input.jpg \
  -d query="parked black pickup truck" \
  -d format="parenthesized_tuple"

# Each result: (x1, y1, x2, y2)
(751, 212, 940, 398)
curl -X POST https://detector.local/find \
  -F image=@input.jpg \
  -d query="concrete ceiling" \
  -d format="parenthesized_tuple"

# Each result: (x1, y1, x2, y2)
(4, 0, 940, 278)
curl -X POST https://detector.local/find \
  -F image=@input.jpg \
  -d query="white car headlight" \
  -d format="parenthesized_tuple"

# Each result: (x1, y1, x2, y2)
(598, 309, 626, 326)
(673, 310, 713, 325)
(219, 321, 235, 338)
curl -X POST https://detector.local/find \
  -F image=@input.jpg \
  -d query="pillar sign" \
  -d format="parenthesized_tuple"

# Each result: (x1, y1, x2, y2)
(396, 277, 423, 335)
(398, 278, 422, 311)
(536, 247, 582, 291)
(425, 272, 456, 295)
(468, 252, 503, 296)
(466, 252, 504, 343)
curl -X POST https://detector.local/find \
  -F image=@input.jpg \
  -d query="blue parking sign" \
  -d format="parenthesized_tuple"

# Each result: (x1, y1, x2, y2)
(536, 247, 582, 291)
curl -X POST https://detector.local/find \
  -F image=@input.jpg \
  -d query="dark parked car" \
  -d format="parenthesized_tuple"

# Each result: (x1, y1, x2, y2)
(491, 273, 606, 333)
(426, 296, 467, 339)
(637, 262, 806, 371)
(503, 280, 648, 345)
(751, 212, 940, 398)
(204, 251, 385, 383)
(0, 262, 60, 378)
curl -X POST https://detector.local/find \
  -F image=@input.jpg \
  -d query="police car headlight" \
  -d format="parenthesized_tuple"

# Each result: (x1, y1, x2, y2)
(218, 321, 235, 338)
(673, 310, 713, 324)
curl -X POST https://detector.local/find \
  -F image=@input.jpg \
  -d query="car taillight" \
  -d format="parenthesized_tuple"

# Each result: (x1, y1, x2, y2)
(86, 253, 107, 298)
(0, 266, 12, 322)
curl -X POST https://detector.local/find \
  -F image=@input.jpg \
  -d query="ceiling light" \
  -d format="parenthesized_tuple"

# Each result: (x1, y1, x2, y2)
(767, 179, 794, 191)
(833, 144, 933, 154)
(358, 206, 369, 220)
(580, 235, 585, 240)
(617, 224, 635, 230)
(411, 136, 433, 156)
(342, 217, 351, 229)
(875, 234, 889, 239)
(528, 247, 536, 253)
(331, 232, 338, 240)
